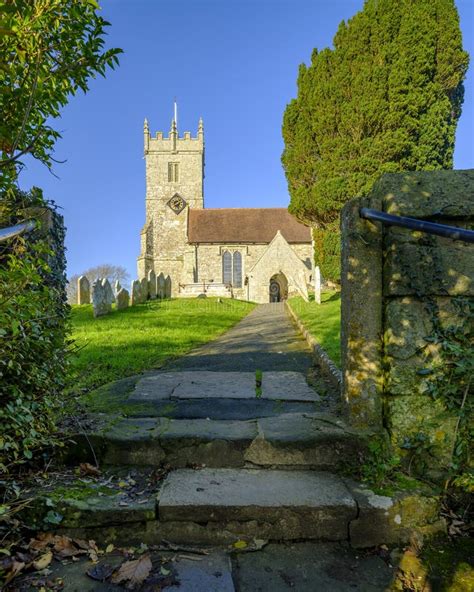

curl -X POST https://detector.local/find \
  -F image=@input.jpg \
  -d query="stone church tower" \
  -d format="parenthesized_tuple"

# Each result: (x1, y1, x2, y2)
(138, 110, 313, 303)
(137, 114, 204, 293)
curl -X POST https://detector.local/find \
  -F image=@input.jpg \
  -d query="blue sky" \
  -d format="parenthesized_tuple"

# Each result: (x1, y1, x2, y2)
(19, 0, 474, 281)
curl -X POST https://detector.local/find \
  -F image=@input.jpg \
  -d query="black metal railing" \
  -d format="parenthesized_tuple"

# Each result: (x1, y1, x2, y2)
(0, 220, 36, 243)
(360, 208, 474, 244)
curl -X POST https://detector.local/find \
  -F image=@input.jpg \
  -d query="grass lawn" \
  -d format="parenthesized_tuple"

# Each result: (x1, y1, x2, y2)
(288, 292, 341, 367)
(68, 298, 255, 394)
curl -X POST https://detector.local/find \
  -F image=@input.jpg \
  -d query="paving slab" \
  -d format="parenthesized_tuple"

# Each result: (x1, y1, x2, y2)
(131, 370, 319, 402)
(234, 542, 395, 592)
(135, 397, 320, 420)
(159, 468, 356, 526)
(18, 552, 234, 592)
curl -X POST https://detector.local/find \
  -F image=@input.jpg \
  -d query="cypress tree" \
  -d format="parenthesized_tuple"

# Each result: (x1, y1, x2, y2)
(282, 0, 468, 280)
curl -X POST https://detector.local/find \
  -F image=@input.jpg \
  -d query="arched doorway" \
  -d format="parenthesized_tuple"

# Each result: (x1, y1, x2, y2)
(269, 273, 288, 303)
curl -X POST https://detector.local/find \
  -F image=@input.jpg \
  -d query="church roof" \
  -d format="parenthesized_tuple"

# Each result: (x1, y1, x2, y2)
(187, 208, 311, 244)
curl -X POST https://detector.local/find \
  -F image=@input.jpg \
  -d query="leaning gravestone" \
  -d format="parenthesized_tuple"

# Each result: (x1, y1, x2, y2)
(140, 277, 148, 301)
(165, 275, 172, 298)
(131, 280, 142, 306)
(148, 270, 157, 299)
(157, 273, 165, 299)
(102, 278, 115, 304)
(77, 275, 90, 304)
(116, 287, 130, 310)
(92, 278, 111, 317)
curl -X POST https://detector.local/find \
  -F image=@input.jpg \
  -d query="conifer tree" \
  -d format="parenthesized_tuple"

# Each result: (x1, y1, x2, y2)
(282, 0, 468, 280)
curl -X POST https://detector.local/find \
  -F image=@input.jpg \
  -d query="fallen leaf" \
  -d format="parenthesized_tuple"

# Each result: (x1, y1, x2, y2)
(87, 562, 115, 582)
(118, 480, 128, 488)
(72, 538, 90, 551)
(160, 566, 171, 575)
(79, 463, 101, 477)
(111, 554, 152, 588)
(4, 560, 25, 585)
(33, 551, 53, 571)
(105, 543, 114, 554)
(29, 533, 55, 552)
(53, 536, 84, 559)
(233, 540, 248, 549)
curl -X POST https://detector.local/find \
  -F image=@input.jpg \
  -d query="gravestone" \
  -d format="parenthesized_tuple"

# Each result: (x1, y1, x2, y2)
(102, 278, 115, 304)
(140, 277, 148, 301)
(314, 266, 321, 305)
(92, 278, 111, 317)
(148, 270, 157, 299)
(131, 280, 142, 306)
(157, 273, 165, 299)
(165, 275, 172, 298)
(114, 280, 122, 296)
(77, 275, 90, 305)
(116, 287, 130, 310)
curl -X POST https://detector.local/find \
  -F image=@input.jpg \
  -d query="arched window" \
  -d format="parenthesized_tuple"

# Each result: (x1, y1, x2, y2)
(222, 251, 232, 284)
(233, 251, 242, 287)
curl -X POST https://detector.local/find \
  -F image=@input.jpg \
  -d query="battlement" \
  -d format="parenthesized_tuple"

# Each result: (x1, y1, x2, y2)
(144, 117, 204, 153)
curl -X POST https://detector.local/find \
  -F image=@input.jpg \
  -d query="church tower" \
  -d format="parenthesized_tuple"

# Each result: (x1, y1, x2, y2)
(137, 108, 204, 293)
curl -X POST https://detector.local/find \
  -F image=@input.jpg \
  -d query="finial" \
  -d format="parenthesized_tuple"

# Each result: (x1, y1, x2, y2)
(174, 98, 178, 129)
(198, 117, 204, 132)
(170, 118, 177, 133)
(144, 117, 149, 131)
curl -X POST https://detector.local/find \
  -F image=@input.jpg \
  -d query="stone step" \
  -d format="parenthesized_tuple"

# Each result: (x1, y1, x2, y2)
(23, 468, 443, 549)
(69, 412, 368, 471)
(158, 468, 356, 542)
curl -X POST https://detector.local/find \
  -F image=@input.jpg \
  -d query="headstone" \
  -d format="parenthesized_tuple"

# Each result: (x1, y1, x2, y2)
(77, 275, 90, 305)
(140, 277, 148, 301)
(92, 278, 111, 317)
(131, 279, 142, 306)
(157, 273, 165, 299)
(114, 280, 122, 296)
(116, 287, 130, 310)
(314, 266, 321, 305)
(148, 270, 157, 300)
(102, 278, 115, 304)
(165, 275, 172, 298)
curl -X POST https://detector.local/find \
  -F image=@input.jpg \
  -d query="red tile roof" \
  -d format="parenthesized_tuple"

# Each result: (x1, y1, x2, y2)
(187, 208, 311, 244)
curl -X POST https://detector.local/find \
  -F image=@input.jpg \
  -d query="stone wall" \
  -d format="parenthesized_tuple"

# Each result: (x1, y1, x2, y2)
(341, 169, 473, 478)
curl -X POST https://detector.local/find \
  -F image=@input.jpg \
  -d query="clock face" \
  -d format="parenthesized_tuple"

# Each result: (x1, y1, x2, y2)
(167, 194, 187, 214)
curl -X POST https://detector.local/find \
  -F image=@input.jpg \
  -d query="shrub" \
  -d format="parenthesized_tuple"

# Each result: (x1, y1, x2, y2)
(313, 223, 341, 283)
(0, 188, 68, 473)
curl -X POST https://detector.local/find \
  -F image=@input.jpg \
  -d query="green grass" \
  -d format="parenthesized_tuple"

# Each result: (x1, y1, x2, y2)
(288, 292, 341, 367)
(68, 298, 255, 394)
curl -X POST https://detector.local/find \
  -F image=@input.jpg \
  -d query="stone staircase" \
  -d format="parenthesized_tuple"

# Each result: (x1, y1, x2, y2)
(27, 369, 442, 551)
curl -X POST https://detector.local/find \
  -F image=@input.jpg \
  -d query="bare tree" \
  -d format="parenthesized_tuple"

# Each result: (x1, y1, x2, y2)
(67, 264, 130, 304)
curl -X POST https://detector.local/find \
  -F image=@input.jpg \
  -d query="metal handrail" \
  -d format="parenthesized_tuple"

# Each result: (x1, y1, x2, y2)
(360, 208, 474, 244)
(0, 220, 37, 243)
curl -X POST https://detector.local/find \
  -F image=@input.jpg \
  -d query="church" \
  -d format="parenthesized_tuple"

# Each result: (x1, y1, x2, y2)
(137, 113, 313, 303)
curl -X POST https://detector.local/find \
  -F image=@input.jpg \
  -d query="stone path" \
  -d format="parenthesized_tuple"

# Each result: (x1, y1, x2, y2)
(167, 302, 312, 373)
(21, 303, 414, 590)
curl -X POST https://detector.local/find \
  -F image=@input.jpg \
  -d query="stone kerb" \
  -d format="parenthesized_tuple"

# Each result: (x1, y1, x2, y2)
(77, 275, 90, 304)
(165, 275, 172, 298)
(157, 273, 165, 299)
(92, 278, 112, 317)
(116, 287, 130, 310)
(148, 270, 157, 299)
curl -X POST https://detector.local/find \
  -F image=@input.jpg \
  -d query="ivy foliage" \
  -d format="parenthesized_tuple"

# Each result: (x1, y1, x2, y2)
(0, 0, 122, 190)
(0, 188, 68, 473)
(282, 0, 469, 280)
